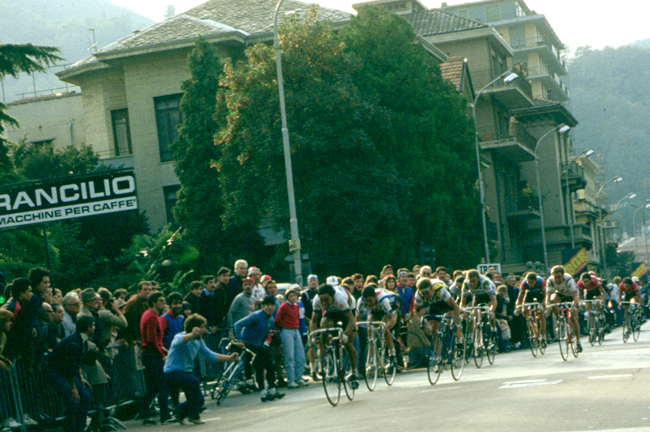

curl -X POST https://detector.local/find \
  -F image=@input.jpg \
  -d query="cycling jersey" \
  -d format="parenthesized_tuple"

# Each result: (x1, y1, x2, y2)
(312, 286, 356, 313)
(545, 273, 578, 296)
(619, 281, 639, 294)
(356, 288, 396, 315)
(461, 275, 496, 298)
(578, 275, 601, 292)
(520, 277, 546, 294)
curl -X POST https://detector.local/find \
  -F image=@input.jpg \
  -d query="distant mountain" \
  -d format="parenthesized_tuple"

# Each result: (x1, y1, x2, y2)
(0, 0, 155, 102)
(568, 44, 650, 236)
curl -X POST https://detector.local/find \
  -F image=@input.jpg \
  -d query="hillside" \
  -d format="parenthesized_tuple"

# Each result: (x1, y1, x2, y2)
(0, 0, 155, 102)
(568, 44, 650, 237)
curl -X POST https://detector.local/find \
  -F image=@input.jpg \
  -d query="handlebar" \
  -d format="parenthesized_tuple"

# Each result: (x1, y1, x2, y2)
(355, 321, 386, 330)
(618, 301, 638, 309)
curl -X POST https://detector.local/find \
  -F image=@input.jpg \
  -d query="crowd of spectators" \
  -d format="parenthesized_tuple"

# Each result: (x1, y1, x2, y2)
(0, 261, 647, 429)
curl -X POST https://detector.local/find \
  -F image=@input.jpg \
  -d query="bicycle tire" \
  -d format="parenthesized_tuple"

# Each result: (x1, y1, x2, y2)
(364, 337, 378, 391)
(633, 312, 641, 342)
(527, 319, 538, 358)
(382, 342, 396, 386)
(400, 330, 429, 370)
(342, 349, 354, 401)
(322, 349, 340, 407)
(558, 316, 568, 361)
(537, 313, 546, 355)
(588, 311, 596, 346)
(484, 321, 496, 366)
(451, 332, 465, 381)
(214, 380, 229, 406)
(623, 311, 630, 343)
(569, 317, 579, 358)
(427, 334, 443, 385)
(473, 325, 483, 368)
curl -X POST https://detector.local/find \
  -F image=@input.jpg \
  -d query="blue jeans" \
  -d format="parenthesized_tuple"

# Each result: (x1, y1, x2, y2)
(279, 329, 305, 383)
(164, 371, 203, 420)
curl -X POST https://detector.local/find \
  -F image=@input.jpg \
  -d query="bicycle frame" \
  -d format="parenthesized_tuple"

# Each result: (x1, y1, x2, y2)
(516, 302, 545, 357)
(211, 346, 257, 405)
(310, 328, 353, 406)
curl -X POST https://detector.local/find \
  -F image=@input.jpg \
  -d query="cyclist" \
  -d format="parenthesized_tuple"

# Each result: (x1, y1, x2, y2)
(545, 265, 582, 353)
(459, 269, 498, 338)
(310, 283, 359, 389)
(414, 278, 463, 346)
(515, 272, 547, 346)
(355, 286, 398, 370)
(578, 271, 607, 324)
(618, 277, 642, 337)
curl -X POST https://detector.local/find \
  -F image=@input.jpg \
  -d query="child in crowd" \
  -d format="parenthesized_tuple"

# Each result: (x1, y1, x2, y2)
(496, 285, 511, 352)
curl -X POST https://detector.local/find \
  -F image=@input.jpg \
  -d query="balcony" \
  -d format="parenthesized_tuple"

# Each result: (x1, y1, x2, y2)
(526, 65, 570, 102)
(601, 220, 620, 230)
(476, 124, 536, 162)
(561, 161, 587, 192)
(471, 69, 534, 109)
(506, 191, 540, 221)
(509, 37, 566, 74)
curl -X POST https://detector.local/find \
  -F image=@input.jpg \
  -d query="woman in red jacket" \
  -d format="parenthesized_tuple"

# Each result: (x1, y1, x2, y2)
(275, 287, 308, 388)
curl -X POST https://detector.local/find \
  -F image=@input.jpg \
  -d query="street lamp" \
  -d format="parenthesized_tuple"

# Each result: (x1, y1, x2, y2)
(596, 176, 623, 279)
(472, 70, 518, 263)
(564, 149, 594, 248)
(534, 123, 571, 274)
(628, 199, 650, 262)
(614, 192, 637, 211)
(273, 0, 302, 286)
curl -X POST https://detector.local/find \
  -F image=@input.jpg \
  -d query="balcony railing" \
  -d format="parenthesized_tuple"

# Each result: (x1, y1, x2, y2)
(506, 190, 540, 214)
(476, 124, 537, 151)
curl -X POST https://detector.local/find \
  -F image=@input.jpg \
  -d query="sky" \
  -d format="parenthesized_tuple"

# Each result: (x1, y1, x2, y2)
(109, 0, 650, 52)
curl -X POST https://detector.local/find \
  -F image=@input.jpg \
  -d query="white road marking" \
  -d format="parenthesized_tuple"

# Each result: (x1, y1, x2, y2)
(587, 374, 633, 379)
(419, 386, 461, 393)
(500, 379, 562, 389)
(502, 379, 547, 384)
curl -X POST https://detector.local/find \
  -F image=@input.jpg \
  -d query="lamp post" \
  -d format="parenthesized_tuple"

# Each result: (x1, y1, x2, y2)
(534, 124, 571, 274)
(596, 176, 624, 279)
(273, 0, 302, 286)
(629, 199, 650, 262)
(564, 149, 594, 248)
(472, 70, 518, 263)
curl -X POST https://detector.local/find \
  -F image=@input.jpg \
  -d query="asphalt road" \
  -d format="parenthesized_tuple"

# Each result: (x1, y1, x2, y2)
(127, 325, 650, 432)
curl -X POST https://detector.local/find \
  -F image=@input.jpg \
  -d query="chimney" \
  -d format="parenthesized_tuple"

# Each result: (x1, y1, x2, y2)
(441, 2, 448, 6)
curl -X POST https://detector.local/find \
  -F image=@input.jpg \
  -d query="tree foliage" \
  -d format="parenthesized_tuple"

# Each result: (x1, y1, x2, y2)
(174, 6, 481, 277)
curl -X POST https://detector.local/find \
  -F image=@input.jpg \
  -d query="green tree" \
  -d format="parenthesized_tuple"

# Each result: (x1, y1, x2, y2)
(0, 43, 61, 182)
(340, 6, 482, 269)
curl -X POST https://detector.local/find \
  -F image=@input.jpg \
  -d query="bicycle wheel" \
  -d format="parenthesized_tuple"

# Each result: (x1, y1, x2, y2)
(451, 333, 465, 381)
(597, 314, 605, 345)
(557, 316, 568, 361)
(213, 378, 229, 405)
(588, 311, 596, 346)
(623, 311, 630, 343)
(527, 319, 538, 358)
(473, 325, 484, 369)
(463, 319, 473, 364)
(322, 349, 340, 407)
(400, 331, 429, 370)
(537, 315, 546, 355)
(633, 312, 641, 342)
(382, 341, 396, 386)
(484, 323, 496, 365)
(364, 338, 378, 391)
(342, 349, 354, 401)
(569, 318, 579, 358)
(427, 334, 443, 385)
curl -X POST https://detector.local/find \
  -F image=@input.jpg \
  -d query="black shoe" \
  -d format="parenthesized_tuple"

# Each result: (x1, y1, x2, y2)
(277, 379, 288, 388)
(142, 418, 156, 425)
(188, 417, 204, 425)
(272, 391, 285, 400)
(311, 372, 321, 381)
(577, 342, 583, 353)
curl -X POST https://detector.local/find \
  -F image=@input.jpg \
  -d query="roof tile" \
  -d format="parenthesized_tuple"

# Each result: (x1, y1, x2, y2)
(439, 56, 465, 91)
(403, 9, 486, 37)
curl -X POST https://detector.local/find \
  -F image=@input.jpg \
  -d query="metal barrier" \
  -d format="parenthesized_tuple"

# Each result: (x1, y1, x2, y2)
(197, 330, 230, 394)
(0, 344, 145, 430)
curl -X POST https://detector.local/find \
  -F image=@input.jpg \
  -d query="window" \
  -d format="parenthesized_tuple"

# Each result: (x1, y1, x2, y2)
(456, 9, 469, 19)
(509, 25, 526, 49)
(154, 94, 183, 162)
(111, 109, 132, 156)
(163, 185, 181, 227)
(485, 5, 501, 22)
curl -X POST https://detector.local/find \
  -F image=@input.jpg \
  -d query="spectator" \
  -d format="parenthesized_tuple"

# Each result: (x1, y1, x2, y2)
(34, 302, 54, 362)
(150, 281, 160, 292)
(505, 274, 525, 347)
(419, 266, 433, 278)
(301, 274, 320, 380)
(608, 276, 621, 327)
(234, 296, 284, 402)
(96, 288, 128, 348)
(164, 314, 238, 425)
(139, 292, 170, 424)
(47, 303, 66, 350)
(182, 302, 193, 317)
(0, 309, 13, 371)
(435, 267, 451, 286)
(350, 274, 364, 301)
(227, 277, 257, 338)
(248, 267, 266, 301)
(161, 292, 184, 350)
(122, 281, 152, 344)
(45, 315, 95, 432)
(62, 292, 81, 337)
(227, 259, 248, 308)
(495, 285, 511, 352)
(53, 288, 63, 305)
(78, 289, 109, 395)
(1, 278, 38, 368)
(384, 275, 398, 293)
(275, 286, 307, 388)
(182, 282, 202, 317)
(114, 289, 128, 301)
(396, 269, 414, 318)
(214, 267, 231, 327)
(28, 266, 53, 306)
(199, 276, 227, 331)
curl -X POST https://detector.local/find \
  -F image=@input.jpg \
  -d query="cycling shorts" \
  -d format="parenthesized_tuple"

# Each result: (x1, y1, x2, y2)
(426, 300, 454, 320)
(473, 293, 491, 306)
(585, 289, 601, 301)
(524, 291, 544, 303)
(322, 310, 354, 332)
(555, 292, 574, 303)
(623, 291, 639, 302)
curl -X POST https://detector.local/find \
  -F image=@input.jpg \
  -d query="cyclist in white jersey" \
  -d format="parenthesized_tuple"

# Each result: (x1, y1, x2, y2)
(545, 265, 582, 352)
(459, 270, 497, 335)
(310, 283, 358, 388)
(414, 278, 463, 344)
(356, 286, 398, 368)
